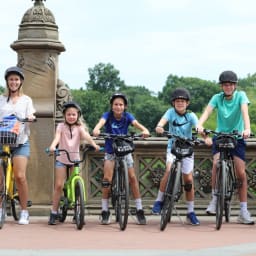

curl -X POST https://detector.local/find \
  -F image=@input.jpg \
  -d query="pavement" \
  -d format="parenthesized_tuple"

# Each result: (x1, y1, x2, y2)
(0, 214, 256, 256)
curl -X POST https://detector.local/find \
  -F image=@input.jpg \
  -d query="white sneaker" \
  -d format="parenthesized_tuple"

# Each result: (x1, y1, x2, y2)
(206, 198, 216, 215)
(237, 210, 255, 225)
(18, 210, 29, 225)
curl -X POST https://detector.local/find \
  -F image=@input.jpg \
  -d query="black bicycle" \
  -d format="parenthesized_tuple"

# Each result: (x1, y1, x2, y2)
(98, 133, 142, 231)
(159, 131, 203, 231)
(203, 129, 241, 230)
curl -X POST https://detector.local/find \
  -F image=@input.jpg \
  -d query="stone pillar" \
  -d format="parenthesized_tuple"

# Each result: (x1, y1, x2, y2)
(10, 0, 66, 204)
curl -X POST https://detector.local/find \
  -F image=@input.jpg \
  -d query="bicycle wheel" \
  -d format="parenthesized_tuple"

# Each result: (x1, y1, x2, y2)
(215, 160, 226, 230)
(160, 163, 181, 231)
(74, 179, 85, 230)
(117, 159, 129, 231)
(0, 160, 6, 229)
(111, 167, 119, 222)
(224, 160, 235, 222)
(11, 181, 20, 221)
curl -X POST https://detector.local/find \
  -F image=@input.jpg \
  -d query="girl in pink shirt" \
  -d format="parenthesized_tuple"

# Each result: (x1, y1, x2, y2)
(48, 101, 100, 225)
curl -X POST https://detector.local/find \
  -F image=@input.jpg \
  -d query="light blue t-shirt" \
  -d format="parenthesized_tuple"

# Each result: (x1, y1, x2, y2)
(208, 90, 250, 133)
(163, 108, 198, 150)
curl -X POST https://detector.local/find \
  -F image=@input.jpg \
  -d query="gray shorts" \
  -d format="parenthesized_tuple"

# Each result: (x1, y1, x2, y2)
(104, 153, 134, 168)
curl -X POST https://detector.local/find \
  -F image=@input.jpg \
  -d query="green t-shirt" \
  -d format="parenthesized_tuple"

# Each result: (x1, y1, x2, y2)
(209, 90, 250, 133)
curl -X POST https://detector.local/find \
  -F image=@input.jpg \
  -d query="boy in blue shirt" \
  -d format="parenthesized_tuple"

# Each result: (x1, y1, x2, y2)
(152, 88, 200, 225)
(197, 70, 254, 225)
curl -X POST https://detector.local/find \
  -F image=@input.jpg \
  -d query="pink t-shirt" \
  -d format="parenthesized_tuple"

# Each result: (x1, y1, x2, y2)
(56, 123, 83, 165)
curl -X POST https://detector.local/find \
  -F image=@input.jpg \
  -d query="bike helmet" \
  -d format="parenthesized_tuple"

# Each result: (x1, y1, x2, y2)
(4, 66, 25, 81)
(219, 70, 238, 84)
(170, 88, 190, 103)
(62, 101, 82, 117)
(110, 92, 128, 105)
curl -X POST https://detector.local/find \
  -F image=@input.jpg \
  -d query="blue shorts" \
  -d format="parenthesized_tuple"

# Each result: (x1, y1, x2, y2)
(212, 137, 246, 161)
(11, 141, 30, 158)
(55, 160, 73, 169)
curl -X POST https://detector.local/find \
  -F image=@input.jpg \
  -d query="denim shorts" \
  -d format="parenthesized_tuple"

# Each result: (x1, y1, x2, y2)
(104, 153, 134, 168)
(11, 141, 30, 158)
(212, 137, 246, 161)
(55, 160, 73, 169)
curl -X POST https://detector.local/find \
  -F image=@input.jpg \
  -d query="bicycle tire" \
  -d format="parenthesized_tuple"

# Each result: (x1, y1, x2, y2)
(58, 195, 68, 223)
(224, 160, 235, 222)
(111, 167, 119, 223)
(117, 159, 129, 231)
(160, 163, 181, 231)
(11, 182, 20, 221)
(74, 179, 85, 230)
(215, 160, 226, 230)
(0, 160, 6, 229)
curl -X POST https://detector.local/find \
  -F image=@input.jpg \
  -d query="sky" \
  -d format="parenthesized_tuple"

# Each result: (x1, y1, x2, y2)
(1, 0, 256, 93)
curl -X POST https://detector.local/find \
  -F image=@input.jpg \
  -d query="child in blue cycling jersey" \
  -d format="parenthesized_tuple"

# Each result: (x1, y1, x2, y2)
(93, 92, 150, 225)
(152, 88, 200, 225)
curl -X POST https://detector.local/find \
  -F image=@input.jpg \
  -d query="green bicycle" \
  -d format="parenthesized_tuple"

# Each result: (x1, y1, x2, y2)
(46, 146, 100, 230)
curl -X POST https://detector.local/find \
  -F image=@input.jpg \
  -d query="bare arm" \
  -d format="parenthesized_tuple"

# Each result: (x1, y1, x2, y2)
(92, 118, 106, 137)
(155, 118, 168, 134)
(132, 120, 150, 138)
(81, 128, 100, 151)
(196, 105, 214, 132)
(49, 129, 61, 152)
(241, 103, 251, 138)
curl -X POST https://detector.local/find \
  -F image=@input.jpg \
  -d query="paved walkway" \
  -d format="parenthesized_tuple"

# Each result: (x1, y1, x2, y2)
(0, 215, 256, 256)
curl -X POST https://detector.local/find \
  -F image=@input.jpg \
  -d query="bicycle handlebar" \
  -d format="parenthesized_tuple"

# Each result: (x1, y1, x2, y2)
(97, 133, 147, 140)
(45, 146, 104, 164)
(160, 131, 204, 145)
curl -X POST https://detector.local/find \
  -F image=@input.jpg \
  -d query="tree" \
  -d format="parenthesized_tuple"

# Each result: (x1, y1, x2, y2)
(86, 63, 126, 93)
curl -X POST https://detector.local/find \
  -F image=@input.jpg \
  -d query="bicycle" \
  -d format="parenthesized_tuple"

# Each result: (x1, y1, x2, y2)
(159, 131, 204, 231)
(45, 145, 101, 230)
(0, 115, 35, 229)
(97, 132, 142, 231)
(203, 129, 243, 230)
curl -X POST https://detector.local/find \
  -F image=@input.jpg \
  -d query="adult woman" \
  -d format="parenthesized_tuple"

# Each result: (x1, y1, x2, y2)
(0, 66, 36, 225)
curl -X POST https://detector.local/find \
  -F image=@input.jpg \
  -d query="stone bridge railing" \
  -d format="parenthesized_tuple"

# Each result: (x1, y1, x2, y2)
(81, 137, 256, 210)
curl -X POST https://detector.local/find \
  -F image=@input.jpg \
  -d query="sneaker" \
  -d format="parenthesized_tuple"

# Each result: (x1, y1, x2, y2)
(48, 212, 58, 225)
(100, 210, 111, 225)
(18, 210, 29, 225)
(136, 209, 146, 225)
(186, 212, 200, 225)
(237, 210, 255, 225)
(152, 201, 163, 215)
(206, 198, 216, 215)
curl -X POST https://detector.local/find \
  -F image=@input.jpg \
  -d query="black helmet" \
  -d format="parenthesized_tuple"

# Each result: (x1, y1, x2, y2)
(4, 66, 25, 80)
(110, 92, 128, 105)
(62, 101, 81, 117)
(170, 88, 190, 103)
(219, 71, 238, 84)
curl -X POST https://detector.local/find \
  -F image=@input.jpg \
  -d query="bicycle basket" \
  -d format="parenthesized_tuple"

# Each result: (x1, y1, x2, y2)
(112, 138, 135, 156)
(216, 136, 237, 149)
(171, 139, 193, 158)
(0, 116, 20, 145)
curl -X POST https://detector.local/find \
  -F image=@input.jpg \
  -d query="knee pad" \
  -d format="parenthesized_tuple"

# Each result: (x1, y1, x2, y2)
(184, 183, 192, 192)
(102, 179, 111, 188)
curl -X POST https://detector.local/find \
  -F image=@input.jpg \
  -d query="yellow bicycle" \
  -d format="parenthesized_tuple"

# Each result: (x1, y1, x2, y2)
(0, 115, 35, 229)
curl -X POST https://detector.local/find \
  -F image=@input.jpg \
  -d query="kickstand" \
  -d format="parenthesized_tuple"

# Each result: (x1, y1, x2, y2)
(173, 206, 184, 225)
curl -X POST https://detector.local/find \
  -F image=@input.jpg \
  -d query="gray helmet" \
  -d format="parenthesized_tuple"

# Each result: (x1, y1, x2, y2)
(62, 101, 81, 117)
(219, 71, 238, 84)
(110, 92, 128, 105)
(4, 66, 25, 80)
(170, 88, 190, 103)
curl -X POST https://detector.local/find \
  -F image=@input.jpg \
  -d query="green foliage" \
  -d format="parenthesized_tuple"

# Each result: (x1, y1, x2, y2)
(72, 62, 256, 135)
(85, 63, 126, 93)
